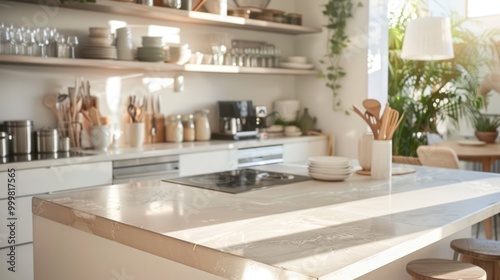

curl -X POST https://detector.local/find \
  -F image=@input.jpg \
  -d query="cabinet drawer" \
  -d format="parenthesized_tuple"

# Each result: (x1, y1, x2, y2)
(283, 139, 328, 163)
(0, 243, 33, 280)
(0, 196, 33, 248)
(0, 162, 112, 199)
(180, 150, 238, 176)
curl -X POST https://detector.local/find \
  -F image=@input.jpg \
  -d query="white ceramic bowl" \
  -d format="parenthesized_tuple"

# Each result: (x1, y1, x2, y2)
(88, 37, 114, 46)
(142, 36, 163, 47)
(287, 56, 307, 64)
(89, 27, 110, 38)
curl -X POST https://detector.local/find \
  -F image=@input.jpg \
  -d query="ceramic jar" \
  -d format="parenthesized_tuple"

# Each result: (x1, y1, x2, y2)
(358, 131, 373, 171)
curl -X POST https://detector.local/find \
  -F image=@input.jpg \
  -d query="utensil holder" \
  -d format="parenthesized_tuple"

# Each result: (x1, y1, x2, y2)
(128, 122, 145, 147)
(371, 140, 392, 180)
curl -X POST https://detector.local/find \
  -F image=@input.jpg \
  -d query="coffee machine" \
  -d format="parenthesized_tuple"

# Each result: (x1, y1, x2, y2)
(213, 101, 260, 140)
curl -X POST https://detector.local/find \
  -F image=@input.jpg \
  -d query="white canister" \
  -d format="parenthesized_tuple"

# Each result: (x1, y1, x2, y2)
(204, 0, 227, 16)
(116, 27, 134, 61)
(371, 140, 392, 180)
(358, 132, 373, 171)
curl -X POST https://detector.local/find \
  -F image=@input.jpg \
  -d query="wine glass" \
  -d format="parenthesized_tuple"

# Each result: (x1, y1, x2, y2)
(66, 36, 78, 59)
(35, 28, 49, 57)
(22, 27, 36, 56)
(0, 23, 11, 55)
(10, 26, 24, 55)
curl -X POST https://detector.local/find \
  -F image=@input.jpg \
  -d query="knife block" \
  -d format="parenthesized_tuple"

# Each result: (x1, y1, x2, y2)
(144, 113, 165, 143)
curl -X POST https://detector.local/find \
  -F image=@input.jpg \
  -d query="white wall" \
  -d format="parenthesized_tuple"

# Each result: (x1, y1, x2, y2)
(295, 0, 387, 157)
(0, 0, 379, 157)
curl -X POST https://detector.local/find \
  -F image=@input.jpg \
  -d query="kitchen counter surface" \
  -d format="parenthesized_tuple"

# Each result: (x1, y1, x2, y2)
(0, 135, 325, 171)
(32, 163, 500, 279)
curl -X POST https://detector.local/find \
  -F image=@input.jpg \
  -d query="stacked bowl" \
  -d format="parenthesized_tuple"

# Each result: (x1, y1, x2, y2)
(308, 156, 353, 181)
(81, 27, 117, 60)
(137, 36, 165, 62)
(167, 44, 192, 65)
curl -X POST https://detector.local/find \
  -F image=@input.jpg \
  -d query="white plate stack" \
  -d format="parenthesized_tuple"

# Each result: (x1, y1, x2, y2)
(308, 156, 353, 181)
(137, 36, 165, 62)
(81, 27, 117, 60)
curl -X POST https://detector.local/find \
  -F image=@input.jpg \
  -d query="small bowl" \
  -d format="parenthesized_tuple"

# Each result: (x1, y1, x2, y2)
(287, 56, 307, 64)
(88, 37, 114, 46)
(142, 36, 163, 47)
(89, 27, 110, 38)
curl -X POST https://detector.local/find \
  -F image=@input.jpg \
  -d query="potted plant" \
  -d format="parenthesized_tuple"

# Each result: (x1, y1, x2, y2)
(472, 113, 500, 143)
(388, 0, 500, 156)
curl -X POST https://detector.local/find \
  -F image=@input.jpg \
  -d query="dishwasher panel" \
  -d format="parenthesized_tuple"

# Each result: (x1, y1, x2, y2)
(113, 155, 179, 184)
(237, 145, 283, 168)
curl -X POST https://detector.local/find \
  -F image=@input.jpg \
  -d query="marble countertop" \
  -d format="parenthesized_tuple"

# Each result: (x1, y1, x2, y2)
(0, 135, 324, 171)
(32, 163, 500, 279)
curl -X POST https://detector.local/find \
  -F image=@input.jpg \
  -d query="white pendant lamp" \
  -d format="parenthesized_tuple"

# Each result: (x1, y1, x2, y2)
(401, 17, 454, 61)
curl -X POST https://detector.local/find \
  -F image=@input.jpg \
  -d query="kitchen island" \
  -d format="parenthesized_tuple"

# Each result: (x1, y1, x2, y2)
(32, 163, 500, 279)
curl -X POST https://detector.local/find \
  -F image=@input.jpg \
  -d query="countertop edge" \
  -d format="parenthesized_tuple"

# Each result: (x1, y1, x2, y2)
(32, 196, 315, 280)
(1, 135, 327, 171)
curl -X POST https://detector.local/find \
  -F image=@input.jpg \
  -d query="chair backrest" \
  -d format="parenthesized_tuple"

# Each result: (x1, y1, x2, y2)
(416, 145, 460, 169)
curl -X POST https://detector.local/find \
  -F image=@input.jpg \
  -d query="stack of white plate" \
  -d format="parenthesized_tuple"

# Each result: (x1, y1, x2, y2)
(308, 156, 353, 181)
(137, 36, 165, 62)
(81, 27, 117, 60)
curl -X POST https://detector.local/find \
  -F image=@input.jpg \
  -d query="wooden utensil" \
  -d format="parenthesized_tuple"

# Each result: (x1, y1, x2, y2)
(89, 107, 101, 126)
(362, 99, 381, 122)
(352, 105, 379, 139)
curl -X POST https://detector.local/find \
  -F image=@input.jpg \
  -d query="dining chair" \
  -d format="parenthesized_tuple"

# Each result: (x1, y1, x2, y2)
(416, 145, 460, 169)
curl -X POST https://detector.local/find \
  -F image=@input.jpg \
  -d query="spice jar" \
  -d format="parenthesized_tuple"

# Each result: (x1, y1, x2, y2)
(181, 114, 195, 142)
(166, 114, 183, 143)
(194, 110, 211, 141)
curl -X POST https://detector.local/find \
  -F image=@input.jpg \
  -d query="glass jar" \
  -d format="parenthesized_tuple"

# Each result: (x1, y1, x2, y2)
(166, 114, 183, 143)
(181, 114, 195, 142)
(286, 13, 302, 26)
(194, 110, 211, 141)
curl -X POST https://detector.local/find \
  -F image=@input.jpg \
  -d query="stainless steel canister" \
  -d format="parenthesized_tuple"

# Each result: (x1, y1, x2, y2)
(0, 131, 9, 157)
(35, 128, 59, 153)
(5, 120, 33, 154)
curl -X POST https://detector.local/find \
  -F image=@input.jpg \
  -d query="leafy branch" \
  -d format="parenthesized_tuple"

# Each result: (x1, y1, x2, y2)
(318, 0, 363, 112)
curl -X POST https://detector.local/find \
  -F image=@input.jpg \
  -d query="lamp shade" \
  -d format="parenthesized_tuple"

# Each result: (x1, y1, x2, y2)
(401, 17, 454, 61)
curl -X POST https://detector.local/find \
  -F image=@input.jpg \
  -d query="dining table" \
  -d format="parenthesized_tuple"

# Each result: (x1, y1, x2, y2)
(438, 139, 500, 239)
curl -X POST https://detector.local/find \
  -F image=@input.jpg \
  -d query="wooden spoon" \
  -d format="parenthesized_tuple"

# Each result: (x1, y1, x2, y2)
(363, 99, 381, 122)
(352, 105, 379, 139)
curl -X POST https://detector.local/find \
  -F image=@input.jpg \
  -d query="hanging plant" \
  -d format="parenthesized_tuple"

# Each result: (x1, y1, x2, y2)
(319, 0, 363, 112)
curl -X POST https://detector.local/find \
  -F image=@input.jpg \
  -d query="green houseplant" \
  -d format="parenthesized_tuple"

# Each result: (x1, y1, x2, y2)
(319, 0, 363, 112)
(472, 113, 500, 143)
(388, 0, 500, 156)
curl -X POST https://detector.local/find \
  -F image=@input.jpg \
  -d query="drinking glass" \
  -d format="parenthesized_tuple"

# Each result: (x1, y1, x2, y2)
(10, 26, 24, 55)
(0, 23, 11, 55)
(210, 33, 230, 65)
(55, 33, 67, 58)
(22, 28, 36, 56)
(46, 27, 58, 57)
(66, 35, 78, 59)
(35, 28, 49, 57)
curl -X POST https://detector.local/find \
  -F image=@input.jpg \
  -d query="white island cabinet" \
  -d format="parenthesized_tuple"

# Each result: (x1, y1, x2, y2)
(0, 162, 112, 280)
(32, 164, 500, 280)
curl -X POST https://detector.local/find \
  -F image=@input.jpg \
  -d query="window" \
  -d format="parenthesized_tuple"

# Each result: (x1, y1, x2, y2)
(467, 0, 500, 17)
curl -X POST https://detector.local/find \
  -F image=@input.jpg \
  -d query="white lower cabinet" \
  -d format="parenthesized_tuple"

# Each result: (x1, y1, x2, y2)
(179, 150, 238, 176)
(283, 138, 328, 163)
(0, 161, 112, 280)
(0, 243, 33, 280)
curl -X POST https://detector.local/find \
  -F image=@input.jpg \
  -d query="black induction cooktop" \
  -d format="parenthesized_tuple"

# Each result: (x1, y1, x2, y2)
(163, 168, 310, 194)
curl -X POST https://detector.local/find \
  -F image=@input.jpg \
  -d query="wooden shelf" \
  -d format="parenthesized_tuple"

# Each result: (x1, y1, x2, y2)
(15, 0, 322, 35)
(0, 55, 318, 75)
